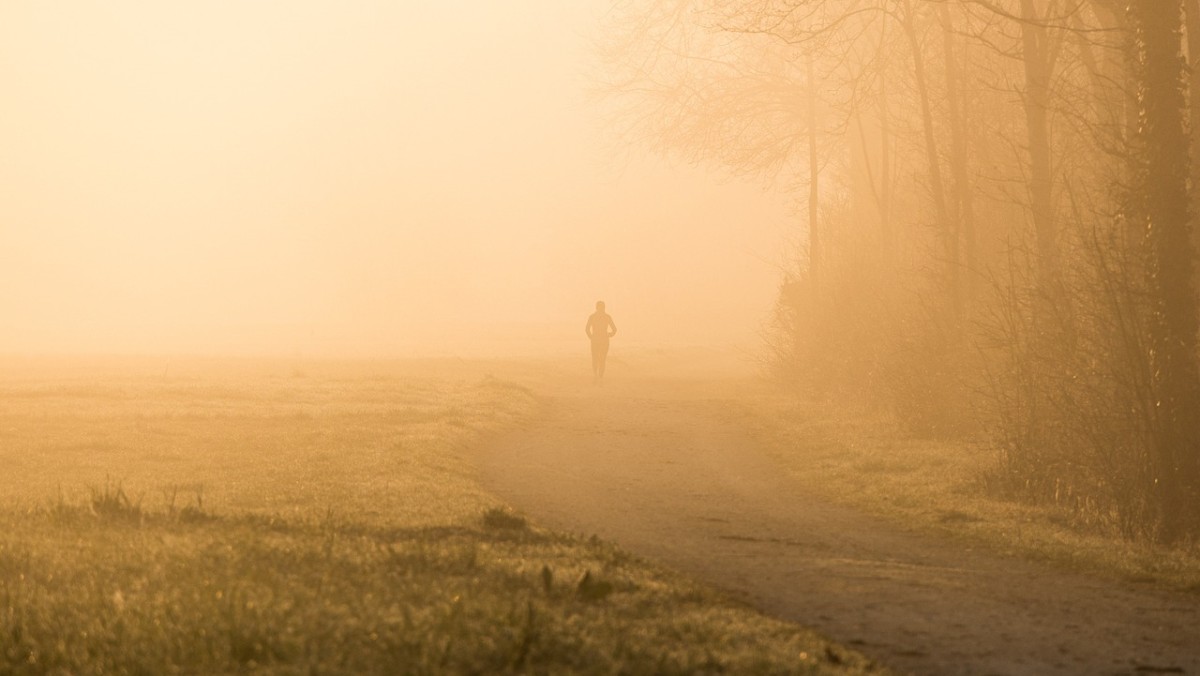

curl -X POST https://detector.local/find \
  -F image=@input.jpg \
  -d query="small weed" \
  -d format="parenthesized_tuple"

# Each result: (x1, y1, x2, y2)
(49, 487, 76, 522)
(165, 483, 211, 523)
(575, 570, 614, 602)
(481, 507, 527, 531)
(89, 478, 142, 523)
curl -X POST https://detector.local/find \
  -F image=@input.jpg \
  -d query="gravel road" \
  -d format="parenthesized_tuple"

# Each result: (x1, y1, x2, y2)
(475, 375, 1200, 675)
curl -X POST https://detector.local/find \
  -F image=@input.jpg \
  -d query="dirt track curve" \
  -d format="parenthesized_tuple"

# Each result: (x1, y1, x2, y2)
(475, 374, 1200, 676)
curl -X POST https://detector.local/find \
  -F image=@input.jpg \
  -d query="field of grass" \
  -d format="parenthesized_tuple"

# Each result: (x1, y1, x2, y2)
(739, 388, 1200, 592)
(0, 357, 878, 674)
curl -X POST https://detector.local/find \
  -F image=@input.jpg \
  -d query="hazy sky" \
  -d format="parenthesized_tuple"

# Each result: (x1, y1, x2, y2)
(0, 1, 792, 357)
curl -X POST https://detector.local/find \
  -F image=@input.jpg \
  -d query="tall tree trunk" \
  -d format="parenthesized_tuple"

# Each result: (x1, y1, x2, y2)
(849, 83, 893, 261)
(1088, 0, 1143, 251)
(1184, 0, 1200, 290)
(1072, 5, 1127, 176)
(1019, 0, 1060, 298)
(807, 52, 821, 302)
(1130, 0, 1200, 542)
(879, 77, 893, 255)
(901, 0, 959, 325)
(940, 4, 976, 308)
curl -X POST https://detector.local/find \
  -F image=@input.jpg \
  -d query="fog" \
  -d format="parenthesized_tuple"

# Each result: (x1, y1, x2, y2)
(0, 1, 791, 358)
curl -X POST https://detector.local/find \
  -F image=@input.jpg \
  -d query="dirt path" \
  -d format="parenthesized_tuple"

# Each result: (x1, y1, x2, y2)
(475, 375, 1200, 676)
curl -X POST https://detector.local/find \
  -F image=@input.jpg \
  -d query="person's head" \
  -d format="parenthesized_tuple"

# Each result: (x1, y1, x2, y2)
(596, 300, 605, 312)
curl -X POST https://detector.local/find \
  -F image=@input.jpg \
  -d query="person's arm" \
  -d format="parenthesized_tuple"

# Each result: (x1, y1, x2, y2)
(585, 317, 594, 339)
(608, 317, 617, 338)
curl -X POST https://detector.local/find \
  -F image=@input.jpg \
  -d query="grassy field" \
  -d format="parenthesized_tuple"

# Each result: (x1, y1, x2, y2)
(738, 387, 1200, 592)
(0, 357, 879, 675)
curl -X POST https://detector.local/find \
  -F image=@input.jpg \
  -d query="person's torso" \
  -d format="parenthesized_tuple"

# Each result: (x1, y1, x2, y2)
(589, 312, 611, 340)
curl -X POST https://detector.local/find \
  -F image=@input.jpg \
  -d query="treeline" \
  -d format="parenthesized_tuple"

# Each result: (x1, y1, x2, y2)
(601, 0, 1200, 543)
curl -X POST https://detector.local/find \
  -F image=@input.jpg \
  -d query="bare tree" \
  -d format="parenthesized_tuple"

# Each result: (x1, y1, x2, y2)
(1128, 0, 1200, 541)
(600, 0, 1200, 538)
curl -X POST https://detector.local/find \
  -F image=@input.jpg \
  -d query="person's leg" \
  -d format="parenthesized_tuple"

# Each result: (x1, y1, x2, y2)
(591, 341, 602, 381)
(597, 341, 609, 378)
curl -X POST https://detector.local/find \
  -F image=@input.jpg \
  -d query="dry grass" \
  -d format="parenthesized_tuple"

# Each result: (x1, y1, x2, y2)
(0, 357, 881, 674)
(740, 388, 1200, 592)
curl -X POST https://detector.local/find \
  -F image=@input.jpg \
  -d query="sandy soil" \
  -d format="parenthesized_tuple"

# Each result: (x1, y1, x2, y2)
(474, 373, 1200, 676)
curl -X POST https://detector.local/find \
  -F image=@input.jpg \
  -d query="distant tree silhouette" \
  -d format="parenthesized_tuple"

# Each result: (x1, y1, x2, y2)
(602, 0, 1200, 540)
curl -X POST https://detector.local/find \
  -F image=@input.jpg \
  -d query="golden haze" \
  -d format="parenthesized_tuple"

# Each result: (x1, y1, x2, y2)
(0, 1, 792, 357)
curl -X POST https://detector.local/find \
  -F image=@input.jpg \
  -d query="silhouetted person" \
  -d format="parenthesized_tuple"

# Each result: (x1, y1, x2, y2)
(585, 301, 617, 383)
